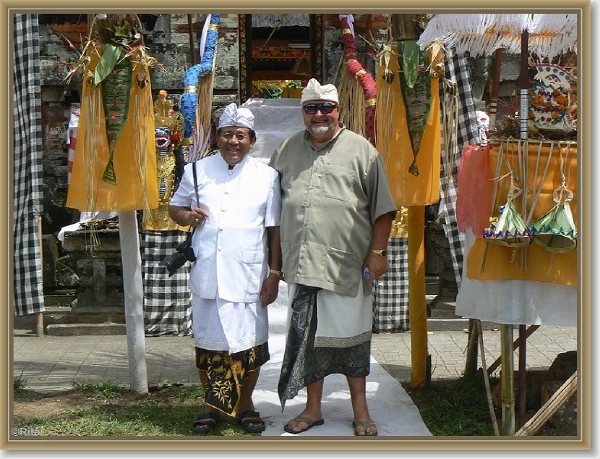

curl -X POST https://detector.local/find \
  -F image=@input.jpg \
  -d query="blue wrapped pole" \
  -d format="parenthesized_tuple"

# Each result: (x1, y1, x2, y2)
(181, 14, 220, 148)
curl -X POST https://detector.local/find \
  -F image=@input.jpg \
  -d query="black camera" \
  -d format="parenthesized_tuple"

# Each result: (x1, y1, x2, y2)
(160, 237, 196, 277)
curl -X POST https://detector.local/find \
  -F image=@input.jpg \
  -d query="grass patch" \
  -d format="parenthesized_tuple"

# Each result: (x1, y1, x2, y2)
(14, 374, 575, 437)
(402, 372, 499, 436)
(13, 381, 255, 437)
(71, 380, 125, 398)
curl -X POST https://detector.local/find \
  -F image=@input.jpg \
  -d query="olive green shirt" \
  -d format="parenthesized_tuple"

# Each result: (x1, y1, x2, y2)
(269, 127, 397, 296)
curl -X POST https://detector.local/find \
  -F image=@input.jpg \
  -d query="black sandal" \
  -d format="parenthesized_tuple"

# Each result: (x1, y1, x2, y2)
(236, 409, 266, 433)
(191, 411, 220, 434)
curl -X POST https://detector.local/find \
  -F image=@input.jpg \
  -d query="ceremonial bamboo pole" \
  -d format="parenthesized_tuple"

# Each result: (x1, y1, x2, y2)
(513, 27, 530, 430)
(501, 324, 515, 435)
(408, 206, 429, 387)
(488, 48, 503, 133)
(487, 325, 539, 375)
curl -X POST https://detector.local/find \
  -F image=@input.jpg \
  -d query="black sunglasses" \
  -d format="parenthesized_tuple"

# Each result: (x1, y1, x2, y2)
(302, 102, 338, 115)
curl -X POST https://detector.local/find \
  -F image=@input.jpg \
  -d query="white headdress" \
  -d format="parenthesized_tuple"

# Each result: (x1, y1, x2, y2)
(217, 103, 255, 130)
(300, 78, 339, 105)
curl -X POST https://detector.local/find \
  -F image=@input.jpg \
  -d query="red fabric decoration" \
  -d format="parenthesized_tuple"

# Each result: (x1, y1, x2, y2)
(339, 16, 377, 145)
(457, 144, 493, 236)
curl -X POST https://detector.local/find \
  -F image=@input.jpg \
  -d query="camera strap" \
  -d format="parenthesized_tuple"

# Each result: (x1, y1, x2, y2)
(187, 161, 200, 239)
(192, 160, 200, 207)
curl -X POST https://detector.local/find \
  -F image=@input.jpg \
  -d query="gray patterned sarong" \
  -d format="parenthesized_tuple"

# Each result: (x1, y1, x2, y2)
(277, 284, 370, 411)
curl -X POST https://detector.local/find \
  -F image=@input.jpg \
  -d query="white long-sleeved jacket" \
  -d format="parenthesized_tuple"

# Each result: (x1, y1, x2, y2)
(170, 153, 281, 303)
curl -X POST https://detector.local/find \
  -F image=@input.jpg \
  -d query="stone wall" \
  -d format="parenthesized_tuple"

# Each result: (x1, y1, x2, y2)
(37, 13, 391, 236)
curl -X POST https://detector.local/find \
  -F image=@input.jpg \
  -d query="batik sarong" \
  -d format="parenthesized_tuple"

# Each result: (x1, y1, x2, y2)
(195, 342, 270, 417)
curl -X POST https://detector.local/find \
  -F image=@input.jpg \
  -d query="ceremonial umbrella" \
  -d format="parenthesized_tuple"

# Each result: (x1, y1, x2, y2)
(417, 13, 577, 138)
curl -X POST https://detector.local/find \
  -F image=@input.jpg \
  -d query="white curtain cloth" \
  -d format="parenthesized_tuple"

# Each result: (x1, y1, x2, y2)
(456, 229, 577, 326)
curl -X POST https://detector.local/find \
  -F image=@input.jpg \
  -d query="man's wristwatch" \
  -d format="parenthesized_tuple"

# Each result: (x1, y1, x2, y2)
(371, 249, 387, 257)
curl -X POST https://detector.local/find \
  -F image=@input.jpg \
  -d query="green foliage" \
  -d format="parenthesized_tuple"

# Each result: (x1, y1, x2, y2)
(13, 373, 28, 393)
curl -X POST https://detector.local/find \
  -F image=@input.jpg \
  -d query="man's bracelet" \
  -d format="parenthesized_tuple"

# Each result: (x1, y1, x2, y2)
(269, 269, 283, 279)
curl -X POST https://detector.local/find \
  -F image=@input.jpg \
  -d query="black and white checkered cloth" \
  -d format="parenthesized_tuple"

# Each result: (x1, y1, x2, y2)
(141, 230, 192, 336)
(437, 49, 479, 289)
(372, 238, 409, 333)
(13, 14, 44, 317)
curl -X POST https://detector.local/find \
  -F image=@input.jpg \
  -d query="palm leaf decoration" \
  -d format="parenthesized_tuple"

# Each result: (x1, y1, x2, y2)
(94, 43, 124, 86)
(398, 40, 431, 176)
(101, 57, 131, 185)
(401, 41, 420, 89)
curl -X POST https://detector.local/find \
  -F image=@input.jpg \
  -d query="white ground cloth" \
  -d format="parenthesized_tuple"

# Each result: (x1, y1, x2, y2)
(253, 283, 432, 437)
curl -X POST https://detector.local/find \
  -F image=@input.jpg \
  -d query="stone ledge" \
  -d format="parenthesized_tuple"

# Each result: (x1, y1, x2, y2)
(46, 323, 126, 336)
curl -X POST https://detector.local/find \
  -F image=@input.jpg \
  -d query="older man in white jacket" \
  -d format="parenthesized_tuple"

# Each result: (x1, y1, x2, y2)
(169, 103, 282, 435)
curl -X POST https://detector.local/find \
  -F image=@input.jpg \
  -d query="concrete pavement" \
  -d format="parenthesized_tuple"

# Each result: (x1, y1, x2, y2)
(13, 322, 578, 394)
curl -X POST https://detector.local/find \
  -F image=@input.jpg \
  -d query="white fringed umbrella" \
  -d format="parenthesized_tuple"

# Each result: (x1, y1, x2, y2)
(417, 14, 577, 138)
(417, 13, 577, 59)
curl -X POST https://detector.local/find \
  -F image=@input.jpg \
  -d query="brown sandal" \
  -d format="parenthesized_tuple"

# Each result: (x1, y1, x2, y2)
(352, 420, 378, 436)
(284, 416, 325, 434)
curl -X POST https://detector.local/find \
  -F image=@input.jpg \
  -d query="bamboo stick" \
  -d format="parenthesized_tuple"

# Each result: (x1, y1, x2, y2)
(477, 320, 500, 436)
(487, 325, 539, 375)
(514, 372, 577, 436)
(501, 324, 515, 435)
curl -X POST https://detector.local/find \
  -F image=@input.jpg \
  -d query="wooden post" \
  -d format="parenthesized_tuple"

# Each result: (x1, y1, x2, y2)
(391, 12, 431, 389)
(408, 206, 429, 387)
(187, 15, 196, 65)
(464, 318, 479, 375)
(118, 211, 148, 394)
(518, 324, 527, 427)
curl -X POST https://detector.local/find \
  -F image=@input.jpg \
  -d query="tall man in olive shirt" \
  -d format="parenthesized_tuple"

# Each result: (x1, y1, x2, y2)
(269, 79, 397, 436)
